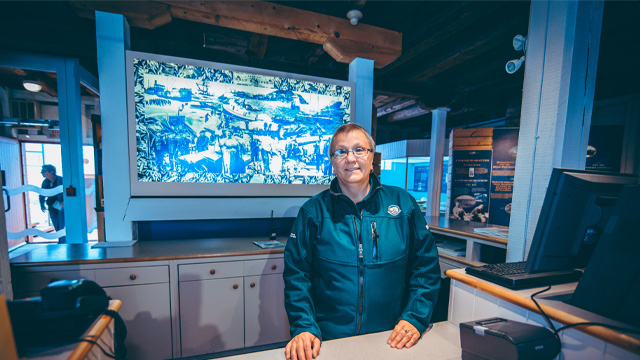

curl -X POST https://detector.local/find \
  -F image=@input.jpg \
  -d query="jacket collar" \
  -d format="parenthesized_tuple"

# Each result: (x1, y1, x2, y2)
(329, 172, 382, 207)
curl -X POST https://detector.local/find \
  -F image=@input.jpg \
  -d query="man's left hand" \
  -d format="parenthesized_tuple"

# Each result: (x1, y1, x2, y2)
(387, 320, 419, 349)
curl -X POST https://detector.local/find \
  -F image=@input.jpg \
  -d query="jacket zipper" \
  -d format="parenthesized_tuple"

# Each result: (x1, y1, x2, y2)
(353, 211, 364, 335)
(371, 221, 379, 262)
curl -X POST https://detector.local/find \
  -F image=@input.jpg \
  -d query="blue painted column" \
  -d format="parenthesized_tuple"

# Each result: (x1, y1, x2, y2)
(508, 0, 603, 262)
(57, 59, 88, 243)
(426, 108, 448, 217)
(348, 58, 374, 134)
(95, 11, 133, 241)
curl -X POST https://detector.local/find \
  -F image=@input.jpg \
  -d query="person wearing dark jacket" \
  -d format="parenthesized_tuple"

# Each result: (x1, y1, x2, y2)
(39, 164, 65, 243)
(283, 124, 440, 360)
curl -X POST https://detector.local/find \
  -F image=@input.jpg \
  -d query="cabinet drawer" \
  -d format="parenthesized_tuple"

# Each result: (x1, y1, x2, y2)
(244, 258, 284, 276)
(12, 269, 95, 294)
(95, 266, 168, 287)
(179, 261, 243, 281)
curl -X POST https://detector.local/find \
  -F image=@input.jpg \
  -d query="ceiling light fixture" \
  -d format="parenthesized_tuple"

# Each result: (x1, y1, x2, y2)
(347, 9, 363, 26)
(22, 80, 42, 92)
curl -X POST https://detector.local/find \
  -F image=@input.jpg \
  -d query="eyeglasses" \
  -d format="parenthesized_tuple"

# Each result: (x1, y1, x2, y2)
(331, 147, 372, 159)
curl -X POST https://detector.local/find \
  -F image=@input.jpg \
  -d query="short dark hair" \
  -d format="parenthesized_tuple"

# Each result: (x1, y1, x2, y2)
(41, 164, 56, 175)
(329, 124, 376, 155)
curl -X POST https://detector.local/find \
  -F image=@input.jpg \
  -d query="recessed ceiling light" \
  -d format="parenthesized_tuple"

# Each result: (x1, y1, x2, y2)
(22, 80, 42, 92)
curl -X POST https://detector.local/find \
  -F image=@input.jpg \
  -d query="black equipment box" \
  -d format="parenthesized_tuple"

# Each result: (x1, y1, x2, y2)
(460, 318, 560, 360)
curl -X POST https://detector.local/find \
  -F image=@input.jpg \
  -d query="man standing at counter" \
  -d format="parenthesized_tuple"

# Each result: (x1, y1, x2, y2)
(284, 124, 441, 360)
(39, 164, 65, 243)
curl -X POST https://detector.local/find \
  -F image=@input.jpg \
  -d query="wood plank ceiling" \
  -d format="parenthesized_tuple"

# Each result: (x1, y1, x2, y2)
(0, 1, 636, 144)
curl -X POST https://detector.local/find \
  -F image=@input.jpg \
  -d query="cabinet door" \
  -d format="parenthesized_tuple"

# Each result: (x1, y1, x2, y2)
(244, 274, 290, 347)
(180, 277, 244, 357)
(105, 283, 172, 360)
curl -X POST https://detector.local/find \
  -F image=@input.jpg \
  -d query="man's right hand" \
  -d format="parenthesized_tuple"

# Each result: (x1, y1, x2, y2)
(285, 332, 320, 360)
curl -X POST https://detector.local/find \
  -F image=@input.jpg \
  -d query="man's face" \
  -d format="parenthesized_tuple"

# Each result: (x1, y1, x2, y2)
(330, 130, 374, 188)
(41, 168, 54, 181)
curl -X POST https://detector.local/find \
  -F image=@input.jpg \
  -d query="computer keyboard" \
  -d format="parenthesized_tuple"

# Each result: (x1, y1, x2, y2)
(475, 261, 526, 276)
(465, 261, 582, 290)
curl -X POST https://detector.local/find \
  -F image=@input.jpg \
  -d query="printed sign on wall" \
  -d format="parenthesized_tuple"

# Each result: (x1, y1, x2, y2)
(489, 128, 519, 226)
(413, 165, 429, 192)
(449, 150, 492, 223)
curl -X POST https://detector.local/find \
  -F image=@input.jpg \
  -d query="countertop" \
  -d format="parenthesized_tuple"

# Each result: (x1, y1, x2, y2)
(10, 237, 288, 266)
(426, 216, 508, 245)
(220, 322, 461, 360)
(446, 268, 640, 355)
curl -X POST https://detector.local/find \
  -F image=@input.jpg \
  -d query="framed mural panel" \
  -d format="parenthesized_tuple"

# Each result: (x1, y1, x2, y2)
(126, 51, 354, 197)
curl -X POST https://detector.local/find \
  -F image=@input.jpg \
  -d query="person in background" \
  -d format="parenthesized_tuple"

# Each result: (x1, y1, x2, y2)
(283, 124, 441, 360)
(39, 164, 65, 243)
(195, 130, 210, 152)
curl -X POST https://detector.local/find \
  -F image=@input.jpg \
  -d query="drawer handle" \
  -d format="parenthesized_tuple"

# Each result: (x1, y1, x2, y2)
(233, 284, 239, 290)
(271, 264, 277, 270)
(250, 282, 256, 288)
(129, 274, 137, 281)
(209, 269, 216, 275)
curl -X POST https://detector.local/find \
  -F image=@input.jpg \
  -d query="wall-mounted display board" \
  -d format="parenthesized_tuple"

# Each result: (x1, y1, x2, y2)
(446, 128, 519, 226)
(488, 129, 519, 226)
(449, 150, 492, 223)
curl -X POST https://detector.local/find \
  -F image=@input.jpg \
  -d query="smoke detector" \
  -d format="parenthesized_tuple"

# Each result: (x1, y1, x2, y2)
(347, 9, 363, 26)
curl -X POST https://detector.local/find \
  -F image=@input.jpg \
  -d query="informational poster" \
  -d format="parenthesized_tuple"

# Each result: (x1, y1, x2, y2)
(413, 165, 428, 192)
(586, 126, 623, 173)
(489, 128, 519, 226)
(449, 150, 492, 223)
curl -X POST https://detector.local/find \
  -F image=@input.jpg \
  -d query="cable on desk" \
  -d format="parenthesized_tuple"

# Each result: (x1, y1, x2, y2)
(530, 286, 640, 351)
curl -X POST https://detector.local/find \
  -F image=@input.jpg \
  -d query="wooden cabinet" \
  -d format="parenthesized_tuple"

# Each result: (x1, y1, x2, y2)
(11, 263, 173, 360)
(244, 273, 289, 347)
(10, 252, 290, 359)
(243, 257, 289, 347)
(178, 261, 245, 357)
(426, 217, 508, 272)
(99, 266, 172, 360)
(105, 283, 172, 360)
(178, 256, 289, 356)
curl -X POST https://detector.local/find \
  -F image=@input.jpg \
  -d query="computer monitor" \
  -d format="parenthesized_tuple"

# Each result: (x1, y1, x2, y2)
(525, 168, 638, 274)
(569, 185, 640, 327)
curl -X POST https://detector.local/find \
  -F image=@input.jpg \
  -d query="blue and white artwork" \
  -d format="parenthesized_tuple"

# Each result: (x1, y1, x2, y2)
(133, 58, 351, 185)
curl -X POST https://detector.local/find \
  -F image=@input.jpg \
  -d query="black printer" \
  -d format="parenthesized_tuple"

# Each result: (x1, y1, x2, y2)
(460, 318, 560, 360)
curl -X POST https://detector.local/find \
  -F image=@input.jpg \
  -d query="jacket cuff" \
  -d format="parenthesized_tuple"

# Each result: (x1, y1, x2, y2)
(400, 316, 427, 336)
(291, 328, 322, 342)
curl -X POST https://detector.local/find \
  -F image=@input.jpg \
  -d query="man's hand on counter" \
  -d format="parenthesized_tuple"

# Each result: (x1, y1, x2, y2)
(388, 320, 420, 349)
(285, 332, 320, 360)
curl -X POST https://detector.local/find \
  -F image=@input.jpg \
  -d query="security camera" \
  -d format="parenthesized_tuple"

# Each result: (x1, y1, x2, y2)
(512, 35, 527, 52)
(506, 56, 525, 74)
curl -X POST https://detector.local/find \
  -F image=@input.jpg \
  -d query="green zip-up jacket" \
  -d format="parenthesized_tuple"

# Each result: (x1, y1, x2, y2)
(283, 173, 441, 341)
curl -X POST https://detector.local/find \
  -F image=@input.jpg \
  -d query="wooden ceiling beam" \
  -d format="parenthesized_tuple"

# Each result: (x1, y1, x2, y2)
(162, 0, 401, 68)
(377, 98, 416, 117)
(248, 33, 268, 60)
(70, 1, 172, 30)
(382, 104, 432, 123)
(70, 0, 402, 67)
(37, 76, 58, 98)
